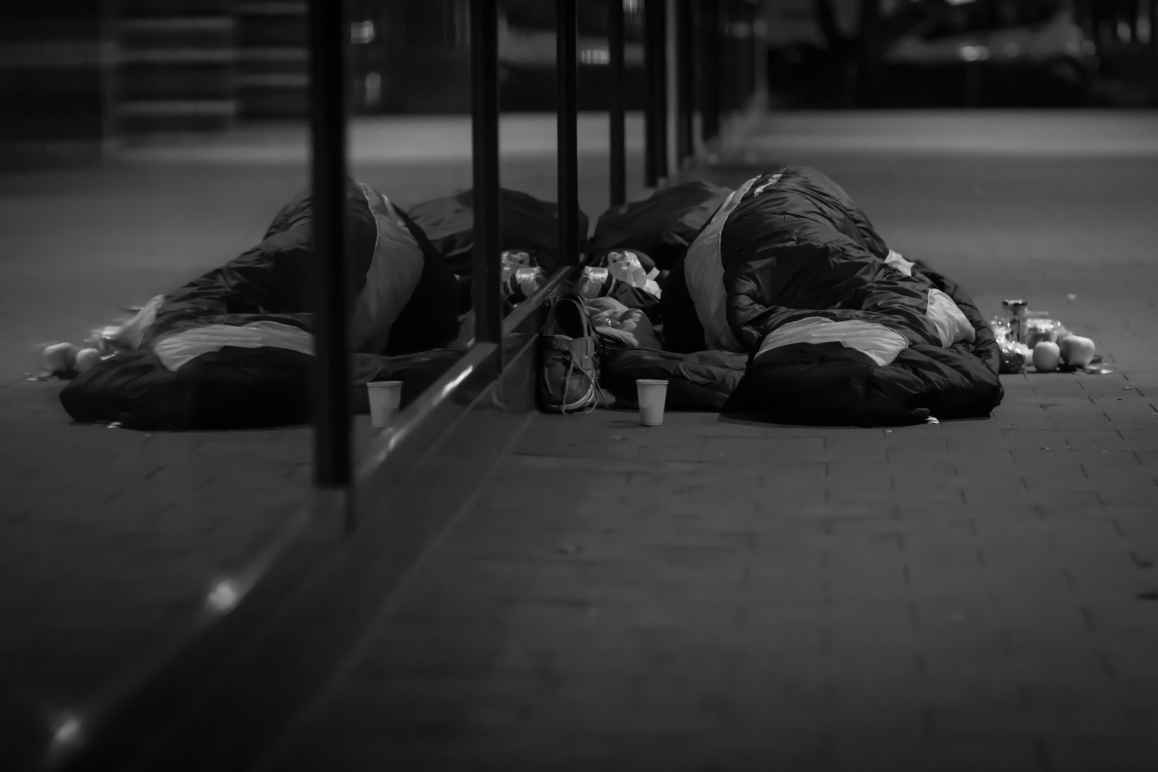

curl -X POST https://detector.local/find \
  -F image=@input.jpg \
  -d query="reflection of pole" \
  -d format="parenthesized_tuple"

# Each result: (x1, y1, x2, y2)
(721, 0, 737, 111)
(965, 61, 980, 107)
(644, 0, 668, 185)
(309, 0, 352, 504)
(557, 0, 580, 264)
(745, 1, 756, 105)
(99, 0, 119, 154)
(856, 0, 881, 106)
(676, 0, 695, 166)
(470, 0, 502, 353)
(644, 0, 658, 185)
(1148, 0, 1157, 48)
(701, 0, 720, 144)
(609, 0, 627, 206)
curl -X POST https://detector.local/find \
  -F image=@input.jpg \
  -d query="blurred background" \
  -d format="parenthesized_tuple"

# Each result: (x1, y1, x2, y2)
(2, 0, 1156, 161)
(766, 0, 1157, 108)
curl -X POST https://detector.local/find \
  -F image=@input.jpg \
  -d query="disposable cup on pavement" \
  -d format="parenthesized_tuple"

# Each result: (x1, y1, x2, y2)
(635, 379, 669, 427)
(366, 380, 403, 428)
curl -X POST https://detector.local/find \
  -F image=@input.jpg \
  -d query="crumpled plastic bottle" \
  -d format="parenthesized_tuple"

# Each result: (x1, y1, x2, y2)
(606, 250, 649, 289)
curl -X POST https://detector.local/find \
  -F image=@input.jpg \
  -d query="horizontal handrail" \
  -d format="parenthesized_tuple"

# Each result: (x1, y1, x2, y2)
(502, 264, 574, 335)
(357, 341, 498, 476)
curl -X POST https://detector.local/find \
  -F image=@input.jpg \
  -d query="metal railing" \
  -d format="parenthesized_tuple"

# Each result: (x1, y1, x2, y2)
(470, 0, 503, 359)
(310, 0, 354, 525)
(609, 0, 628, 205)
(640, 0, 759, 187)
(36, 2, 766, 770)
(644, 0, 669, 185)
(557, 0, 581, 266)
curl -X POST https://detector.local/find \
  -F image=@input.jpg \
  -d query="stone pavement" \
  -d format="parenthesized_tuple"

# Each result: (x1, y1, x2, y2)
(0, 115, 645, 754)
(264, 401, 1158, 771)
(256, 115, 1158, 771)
(3, 111, 1158, 770)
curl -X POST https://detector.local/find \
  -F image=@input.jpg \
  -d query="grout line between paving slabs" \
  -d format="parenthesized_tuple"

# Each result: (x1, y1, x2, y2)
(249, 411, 536, 771)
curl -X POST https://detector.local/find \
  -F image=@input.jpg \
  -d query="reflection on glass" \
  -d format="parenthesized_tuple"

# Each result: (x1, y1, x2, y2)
(339, 0, 652, 450)
(206, 579, 241, 614)
(51, 714, 85, 751)
(1, 2, 320, 766)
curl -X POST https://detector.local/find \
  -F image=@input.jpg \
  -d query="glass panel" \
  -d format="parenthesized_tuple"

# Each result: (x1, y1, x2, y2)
(344, 0, 477, 458)
(0, 1, 316, 763)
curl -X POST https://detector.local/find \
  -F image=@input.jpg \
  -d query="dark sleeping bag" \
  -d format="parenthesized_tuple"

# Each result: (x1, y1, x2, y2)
(406, 187, 589, 277)
(59, 180, 463, 430)
(582, 295, 746, 412)
(600, 348, 748, 412)
(588, 179, 732, 270)
(713, 167, 1002, 426)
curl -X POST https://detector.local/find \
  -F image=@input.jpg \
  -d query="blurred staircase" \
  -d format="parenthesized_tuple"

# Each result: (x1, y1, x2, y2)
(114, 0, 238, 139)
(111, 0, 312, 142)
(235, 1, 310, 119)
(106, 0, 478, 142)
(0, 7, 112, 164)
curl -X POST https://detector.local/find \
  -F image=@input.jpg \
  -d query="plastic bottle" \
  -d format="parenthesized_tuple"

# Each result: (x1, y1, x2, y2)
(606, 250, 649, 289)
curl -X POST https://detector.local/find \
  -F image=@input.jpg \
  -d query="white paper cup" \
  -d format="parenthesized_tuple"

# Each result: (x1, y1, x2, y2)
(366, 380, 403, 427)
(635, 378, 669, 427)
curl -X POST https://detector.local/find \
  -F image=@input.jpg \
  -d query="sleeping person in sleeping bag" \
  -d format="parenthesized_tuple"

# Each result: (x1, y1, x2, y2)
(601, 167, 1004, 426)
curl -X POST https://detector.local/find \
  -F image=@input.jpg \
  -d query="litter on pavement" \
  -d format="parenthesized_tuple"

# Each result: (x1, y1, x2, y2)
(994, 298, 1111, 375)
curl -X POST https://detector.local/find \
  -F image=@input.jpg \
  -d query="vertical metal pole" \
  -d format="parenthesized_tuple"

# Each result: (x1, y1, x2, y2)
(644, 0, 659, 186)
(471, 0, 502, 352)
(308, 0, 352, 505)
(675, 0, 694, 166)
(701, 0, 721, 144)
(744, 1, 756, 104)
(557, 0, 580, 264)
(723, 0, 737, 111)
(99, 0, 120, 155)
(608, 0, 627, 206)
(664, 0, 678, 175)
(753, 0, 768, 102)
(732, 0, 744, 110)
(643, 0, 668, 185)
(656, 0, 669, 182)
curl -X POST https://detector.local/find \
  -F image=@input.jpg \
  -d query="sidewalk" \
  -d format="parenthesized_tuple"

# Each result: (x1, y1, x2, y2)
(0, 116, 645, 753)
(3, 111, 1158, 770)
(266, 403, 1158, 770)
(257, 114, 1158, 770)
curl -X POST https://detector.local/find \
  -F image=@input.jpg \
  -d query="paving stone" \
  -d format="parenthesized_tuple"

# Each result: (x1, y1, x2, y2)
(12, 123, 1158, 772)
(1046, 733, 1158, 772)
